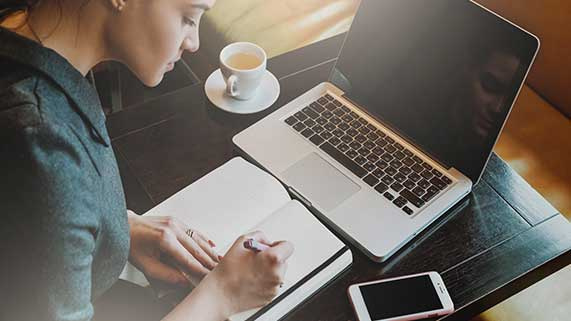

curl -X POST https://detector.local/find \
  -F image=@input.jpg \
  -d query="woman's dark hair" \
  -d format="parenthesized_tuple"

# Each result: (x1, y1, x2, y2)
(0, 0, 41, 21)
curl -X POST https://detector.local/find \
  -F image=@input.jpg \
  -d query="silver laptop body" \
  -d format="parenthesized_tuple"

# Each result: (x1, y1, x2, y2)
(233, 0, 539, 262)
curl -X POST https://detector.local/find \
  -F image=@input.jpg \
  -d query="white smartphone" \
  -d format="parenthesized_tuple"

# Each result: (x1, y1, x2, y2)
(347, 271, 454, 321)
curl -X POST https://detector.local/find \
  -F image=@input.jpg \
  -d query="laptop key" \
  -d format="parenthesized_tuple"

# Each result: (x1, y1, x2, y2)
(364, 174, 379, 187)
(381, 153, 394, 162)
(309, 134, 324, 146)
(391, 182, 404, 192)
(347, 128, 359, 137)
(341, 105, 350, 112)
(363, 162, 376, 172)
(358, 126, 371, 135)
(400, 166, 412, 175)
(375, 182, 389, 194)
(355, 156, 367, 165)
(394, 142, 404, 150)
(346, 149, 358, 159)
(304, 119, 316, 127)
(442, 176, 453, 185)
(293, 122, 306, 132)
(302, 107, 319, 119)
(301, 128, 315, 138)
(393, 196, 407, 207)
(324, 94, 334, 101)
(383, 192, 395, 201)
(422, 162, 433, 170)
(372, 168, 384, 178)
(393, 151, 406, 160)
(402, 206, 414, 215)
(432, 169, 443, 177)
(318, 97, 328, 105)
(324, 123, 336, 132)
(341, 115, 354, 123)
(409, 172, 421, 182)
(333, 109, 345, 117)
(413, 186, 425, 197)
(428, 185, 439, 194)
(385, 136, 395, 144)
(403, 149, 413, 157)
(366, 123, 377, 131)
(358, 117, 368, 125)
(411, 164, 424, 173)
(341, 135, 353, 144)
(375, 160, 388, 169)
(413, 155, 423, 163)
(419, 180, 431, 190)
(316, 117, 327, 126)
(334, 100, 344, 107)
(376, 129, 387, 138)
(285, 116, 298, 126)
(358, 147, 370, 156)
(376, 138, 388, 147)
(403, 179, 415, 190)
(422, 190, 437, 202)
(430, 177, 447, 190)
(372, 147, 384, 156)
(367, 132, 379, 141)
(364, 141, 376, 150)
(385, 166, 398, 176)
(390, 160, 403, 169)
(313, 126, 324, 134)
(324, 103, 337, 111)
(384, 145, 397, 153)
(355, 135, 367, 143)
(329, 136, 341, 146)
(366, 154, 379, 163)
(421, 170, 434, 180)
(349, 141, 361, 150)
(330, 116, 341, 125)
(350, 120, 362, 129)
(310, 102, 325, 113)
(320, 131, 333, 140)
(322, 110, 334, 119)
(338, 143, 350, 152)
(403, 157, 415, 167)
(394, 172, 407, 183)
(381, 175, 395, 185)
(320, 142, 367, 178)
(339, 123, 350, 131)
(295, 111, 308, 121)
(350, 111, 359, 118)
(400, 190, 425, 208)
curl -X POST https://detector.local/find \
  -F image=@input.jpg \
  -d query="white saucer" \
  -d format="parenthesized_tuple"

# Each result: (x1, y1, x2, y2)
(205, 69, 280, 114)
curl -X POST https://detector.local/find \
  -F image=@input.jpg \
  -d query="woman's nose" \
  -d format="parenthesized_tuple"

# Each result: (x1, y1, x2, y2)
(182, 37, 199, 53)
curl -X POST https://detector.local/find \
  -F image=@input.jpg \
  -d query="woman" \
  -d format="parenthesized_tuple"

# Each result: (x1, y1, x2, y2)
(0, 0, 293, 320)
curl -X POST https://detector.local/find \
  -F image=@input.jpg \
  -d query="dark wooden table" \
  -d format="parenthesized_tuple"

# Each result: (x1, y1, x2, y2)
(106, 34, 571, 320)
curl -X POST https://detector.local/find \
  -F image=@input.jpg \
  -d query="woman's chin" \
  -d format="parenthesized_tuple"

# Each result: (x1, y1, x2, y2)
(141, 73, 164, 88)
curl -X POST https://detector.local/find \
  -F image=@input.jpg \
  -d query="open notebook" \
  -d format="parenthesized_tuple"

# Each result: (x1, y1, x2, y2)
(121, 157, 352, 321)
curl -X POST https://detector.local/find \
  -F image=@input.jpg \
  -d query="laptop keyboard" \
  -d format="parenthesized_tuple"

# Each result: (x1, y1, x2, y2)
(284, 94, 453, 216)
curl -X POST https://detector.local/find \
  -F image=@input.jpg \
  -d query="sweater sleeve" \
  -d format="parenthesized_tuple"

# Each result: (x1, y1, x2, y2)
(1, 109, 100, 321)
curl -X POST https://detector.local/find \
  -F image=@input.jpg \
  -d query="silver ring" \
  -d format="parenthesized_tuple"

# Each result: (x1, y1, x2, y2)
(186, 229, 194, 238)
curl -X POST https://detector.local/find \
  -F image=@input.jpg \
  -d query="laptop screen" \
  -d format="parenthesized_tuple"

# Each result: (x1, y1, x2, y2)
(330, 0, 538, 183)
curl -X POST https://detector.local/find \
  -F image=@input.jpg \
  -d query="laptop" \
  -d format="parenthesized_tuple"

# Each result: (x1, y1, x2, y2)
(233, 0, 539, 262)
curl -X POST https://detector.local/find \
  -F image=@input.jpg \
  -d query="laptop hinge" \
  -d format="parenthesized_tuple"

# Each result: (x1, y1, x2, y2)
(287, 186, 313, 209)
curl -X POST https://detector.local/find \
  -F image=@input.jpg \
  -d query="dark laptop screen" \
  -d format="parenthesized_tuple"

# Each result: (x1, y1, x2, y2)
(330, 0, 538, 183)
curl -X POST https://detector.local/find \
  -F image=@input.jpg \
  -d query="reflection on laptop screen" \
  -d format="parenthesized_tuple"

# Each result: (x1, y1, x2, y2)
(331, 0, 538, 183)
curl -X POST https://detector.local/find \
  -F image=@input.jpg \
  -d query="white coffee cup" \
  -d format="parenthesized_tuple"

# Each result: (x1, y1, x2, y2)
(220, 42, 267, 101)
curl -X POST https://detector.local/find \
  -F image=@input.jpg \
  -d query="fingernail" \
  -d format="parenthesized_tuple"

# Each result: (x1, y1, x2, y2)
(208, 240, 216, 247)
(218, 255, 224, 261)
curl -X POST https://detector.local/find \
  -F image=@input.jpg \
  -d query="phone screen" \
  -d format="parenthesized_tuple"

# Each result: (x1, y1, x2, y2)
(360, 275, 443, 320)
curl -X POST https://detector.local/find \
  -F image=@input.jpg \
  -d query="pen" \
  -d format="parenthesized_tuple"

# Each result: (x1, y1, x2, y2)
(243, 238, 270, 252)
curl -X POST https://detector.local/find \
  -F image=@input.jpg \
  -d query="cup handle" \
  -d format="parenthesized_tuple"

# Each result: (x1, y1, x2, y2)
(226, 75, 239, 97)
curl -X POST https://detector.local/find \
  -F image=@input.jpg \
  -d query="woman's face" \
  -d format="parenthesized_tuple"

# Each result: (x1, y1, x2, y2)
(106, 0, 215, 87)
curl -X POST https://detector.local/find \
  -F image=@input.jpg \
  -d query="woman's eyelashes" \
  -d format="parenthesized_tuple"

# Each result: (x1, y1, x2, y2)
(182, 16, 197, 27)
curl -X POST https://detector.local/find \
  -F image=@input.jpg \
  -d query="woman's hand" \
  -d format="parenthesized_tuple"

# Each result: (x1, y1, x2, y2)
(207, 231, 294, 317)
(127, 210, 221, 286)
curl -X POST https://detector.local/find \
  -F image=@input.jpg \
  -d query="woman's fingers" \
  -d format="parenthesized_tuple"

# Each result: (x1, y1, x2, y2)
(191, 231, 221, 264)
(159, 233, 210, 279)
(177, 230, 218, 270)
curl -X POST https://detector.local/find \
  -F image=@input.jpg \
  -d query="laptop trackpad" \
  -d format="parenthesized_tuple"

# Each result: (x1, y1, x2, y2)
(282, 153, 360, 211)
